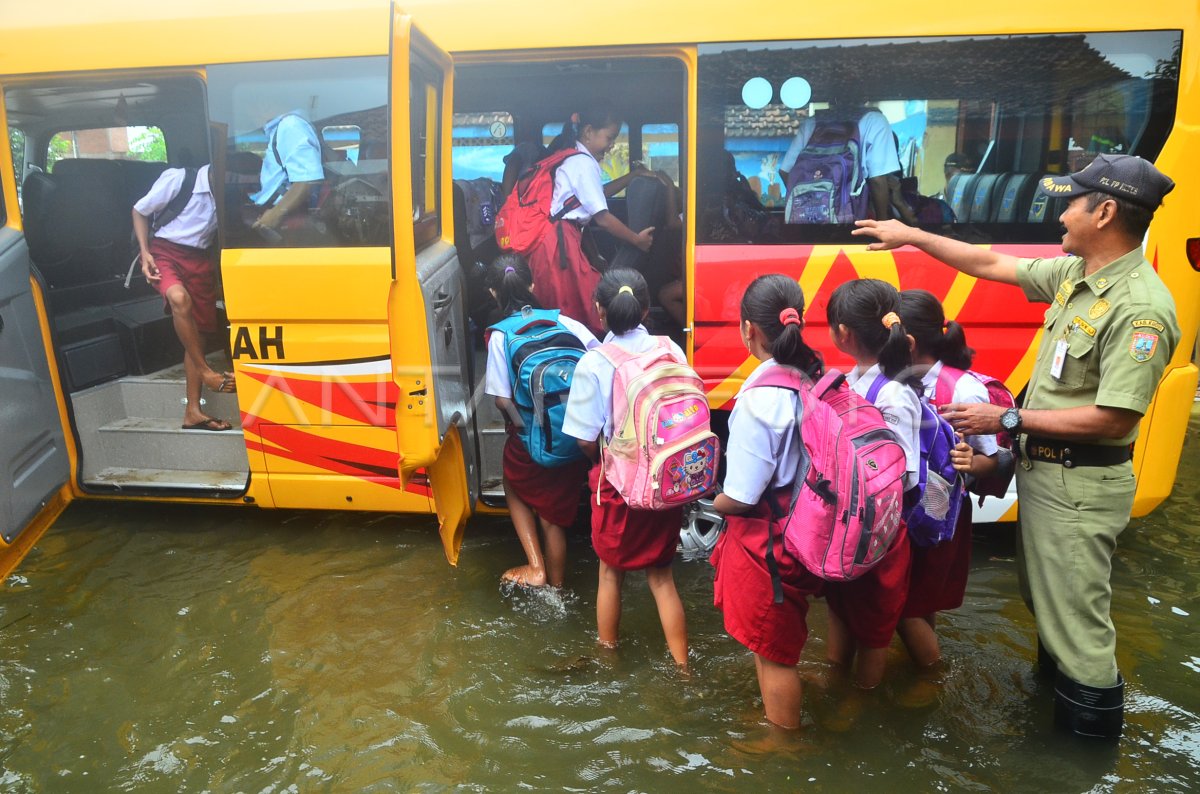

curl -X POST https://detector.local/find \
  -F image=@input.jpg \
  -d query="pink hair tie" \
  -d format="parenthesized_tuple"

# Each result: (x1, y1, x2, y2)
(881, 311, 901, 329)
(779, 307, 801, 327)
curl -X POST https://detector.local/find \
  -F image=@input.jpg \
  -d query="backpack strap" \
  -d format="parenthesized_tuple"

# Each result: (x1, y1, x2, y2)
(864, 372, 890, 404)
(151, 167, 198, 233)
(933, 365, 966, 408)
(812, 369, 847, 398)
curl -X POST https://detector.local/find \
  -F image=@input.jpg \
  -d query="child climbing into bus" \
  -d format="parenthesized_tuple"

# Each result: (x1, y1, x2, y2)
(896, 289, 1000, 667)
(823, 279, 919, 689)
(562, 269, 695, 669)
(484, 253, 599, 588)
(528, 101, 655, 335)
(711, 274, 827, 730)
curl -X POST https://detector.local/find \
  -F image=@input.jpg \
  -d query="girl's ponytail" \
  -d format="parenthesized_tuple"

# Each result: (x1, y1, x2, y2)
(898, 288, 975, 370)
(486, 253, 539, 315)
(827, 279, 919, 390)
(740, 274, 824, 379)
(594, 268, 649, 335)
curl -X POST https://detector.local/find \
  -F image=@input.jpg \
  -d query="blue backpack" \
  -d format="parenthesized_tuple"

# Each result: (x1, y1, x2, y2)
(782, 118, 867, 224)
(866, 374, 964, 546)
(487, 309, 587, 468)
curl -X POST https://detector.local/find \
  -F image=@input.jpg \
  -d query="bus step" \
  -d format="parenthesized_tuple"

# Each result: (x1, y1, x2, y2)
(86, 466, 248, 492)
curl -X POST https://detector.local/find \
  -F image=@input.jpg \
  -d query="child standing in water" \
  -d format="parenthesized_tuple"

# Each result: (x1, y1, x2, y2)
(484, 254, 598, 587)
(823, 278, 919, 689)
(562, 269, 689, 668)
(533, 102, 655, 335)
(712, 274, 827, 730)
(897, 289, 1000, 666)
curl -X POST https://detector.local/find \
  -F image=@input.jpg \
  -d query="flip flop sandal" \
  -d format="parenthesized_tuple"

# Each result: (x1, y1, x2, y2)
(182, 418, 232, 431)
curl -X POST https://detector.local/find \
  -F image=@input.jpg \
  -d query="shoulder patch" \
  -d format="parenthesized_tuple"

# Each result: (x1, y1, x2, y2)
(1054, 279, 1073, 307)
(1130, 331, 1159, 363)
(1132, 318, 1165, 333)
(1088, 299, 1110, 320)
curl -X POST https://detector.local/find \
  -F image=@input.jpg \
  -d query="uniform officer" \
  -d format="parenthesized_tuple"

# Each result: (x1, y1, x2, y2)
(850, 154, 1179, 739)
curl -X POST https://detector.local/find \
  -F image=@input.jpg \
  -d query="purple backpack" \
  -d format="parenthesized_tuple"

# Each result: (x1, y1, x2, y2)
(745, 366, 906, 582)
(866, 374, 964, 547)
(783, 119, 867, 224)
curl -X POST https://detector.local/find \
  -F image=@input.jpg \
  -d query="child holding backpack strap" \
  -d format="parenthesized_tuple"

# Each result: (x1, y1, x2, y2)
(824, 279, 919, 689)
(711, 274, 828, 730)
(562, 269, 698, 668)
(484, 254, 598, 588)
(529, 102, 655, 335)
(896, 289, 1001, 666)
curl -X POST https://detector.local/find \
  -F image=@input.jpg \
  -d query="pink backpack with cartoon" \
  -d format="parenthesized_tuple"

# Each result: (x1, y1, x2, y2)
(597, 338, 720, 510)
(934, 366, 1017, 500)
(744, 365, 906, 581)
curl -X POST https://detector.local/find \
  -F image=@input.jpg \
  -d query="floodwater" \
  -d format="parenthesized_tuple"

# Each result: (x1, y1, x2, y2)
(1, 416, 1198, 791)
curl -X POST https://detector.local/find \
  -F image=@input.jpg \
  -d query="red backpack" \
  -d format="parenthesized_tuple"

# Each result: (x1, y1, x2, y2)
(933, 366, 1017, 500)
(494, 148, 584, 255)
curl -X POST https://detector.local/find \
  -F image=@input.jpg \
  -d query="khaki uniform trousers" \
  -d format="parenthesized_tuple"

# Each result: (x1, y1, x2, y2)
(1015, 457, 1135, 688)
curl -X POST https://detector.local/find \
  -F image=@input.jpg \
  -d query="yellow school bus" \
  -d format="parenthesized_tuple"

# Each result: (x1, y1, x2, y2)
(2, 0, 1197, 578)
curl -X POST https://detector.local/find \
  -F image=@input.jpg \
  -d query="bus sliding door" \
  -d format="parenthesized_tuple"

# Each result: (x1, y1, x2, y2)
(390, 10, 477, 564)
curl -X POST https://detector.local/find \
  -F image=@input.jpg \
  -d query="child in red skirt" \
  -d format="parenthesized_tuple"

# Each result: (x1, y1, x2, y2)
(484, 254, 598, 588)
(712, 274, 827, 730)
(825, 279, 918, 689)
(897, 289, 1001, 667)
(562, 269, 689, 667)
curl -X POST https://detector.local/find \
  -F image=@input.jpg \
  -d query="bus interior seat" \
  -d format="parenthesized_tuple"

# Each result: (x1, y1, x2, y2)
(451, 178, 503, 336)
(946, 172, 977, 223)
(966, 173, 1004, 223)
(22, 158, 181, 390)
(993, 173, 1039, 223)
(609, 174, 664, 272)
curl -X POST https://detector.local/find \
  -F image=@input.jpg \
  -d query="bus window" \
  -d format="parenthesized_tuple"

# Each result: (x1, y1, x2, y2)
(206, 56, 389, 249)
(642, 122, 679, 185)
(47, 126, 166, 171)
(410, 56, 442, 251)
(696, 31, 1182, 244)
(452, 111, 513, 181)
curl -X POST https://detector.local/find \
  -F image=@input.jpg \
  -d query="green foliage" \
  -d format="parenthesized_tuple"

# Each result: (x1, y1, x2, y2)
(128, 127, 167, 162)
(9, 128, 24, 172)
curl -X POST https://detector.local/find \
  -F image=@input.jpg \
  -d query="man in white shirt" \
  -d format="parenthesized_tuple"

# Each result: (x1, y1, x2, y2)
(132, 164, 235, 432)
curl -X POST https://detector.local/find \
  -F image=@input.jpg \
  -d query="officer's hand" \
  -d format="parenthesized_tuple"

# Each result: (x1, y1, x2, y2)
(140, 251, 161, 284)
(851, 219, 915, 251)
(939, 401, 1004, 436)
(949, 438, 974, 473)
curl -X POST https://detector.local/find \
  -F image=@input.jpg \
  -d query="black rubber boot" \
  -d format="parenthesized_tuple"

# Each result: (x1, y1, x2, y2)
(1036, 637, 1057, 682)
(1053, 671, 1124, 739)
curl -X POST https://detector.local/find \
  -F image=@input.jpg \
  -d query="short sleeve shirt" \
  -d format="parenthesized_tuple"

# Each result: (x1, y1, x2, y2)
(721, 359, 805, 505)
(779, 109, 902, 179)
(846, 364, 922, 491)
(484, 313, 599, 399)
(1016, 248, 1179, 445)
(550, 142, 608, 222)
(921, 361, 999, 457)
(251, 111, 325, 206)
(132, 165, 217, 249)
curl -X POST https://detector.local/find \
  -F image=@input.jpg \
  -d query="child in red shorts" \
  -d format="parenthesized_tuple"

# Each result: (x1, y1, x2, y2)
(484, 254, 597, 588)
(712, 274, 826, 729)
(563, 269, 690, 668)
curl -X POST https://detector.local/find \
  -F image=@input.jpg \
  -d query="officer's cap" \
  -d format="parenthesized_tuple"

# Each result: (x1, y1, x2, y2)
(1038, 154, 1175, 210)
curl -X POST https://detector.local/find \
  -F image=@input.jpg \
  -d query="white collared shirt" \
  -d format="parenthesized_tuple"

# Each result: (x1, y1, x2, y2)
(550, 142, 609, 222)
(721, 358, 806, 506)
(921, 361, 999, 457)
(132, 165, 217, 249)
(847, 363, 921, 491)
(484, 313, 599, 399)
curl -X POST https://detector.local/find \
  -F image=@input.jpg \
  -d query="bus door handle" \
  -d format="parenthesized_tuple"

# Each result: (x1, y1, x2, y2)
(432, 290, 453, 310)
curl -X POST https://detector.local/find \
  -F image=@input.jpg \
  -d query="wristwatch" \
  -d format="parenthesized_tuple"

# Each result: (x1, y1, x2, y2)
(1000, 407, 1023, 432)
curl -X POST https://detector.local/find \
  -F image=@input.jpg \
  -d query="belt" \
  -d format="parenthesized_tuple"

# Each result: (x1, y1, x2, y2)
(1021, 436, 1133, 468)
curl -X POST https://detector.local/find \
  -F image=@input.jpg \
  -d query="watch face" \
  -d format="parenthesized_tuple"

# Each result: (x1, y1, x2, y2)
(1001, 410, 1019, 430)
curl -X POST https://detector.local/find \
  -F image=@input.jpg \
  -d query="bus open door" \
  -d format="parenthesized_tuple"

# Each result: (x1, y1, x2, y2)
(390, 8, 478, 564)
(0, 96, 72, 578)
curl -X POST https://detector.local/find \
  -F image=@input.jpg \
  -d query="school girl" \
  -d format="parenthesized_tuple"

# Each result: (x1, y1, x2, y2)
(483, 254, 598, 588)
(824, 278, 919, 689)
(896, 289, 1000, 666)
(711, 274, 827, 730)
(533, 101, 655, 335)
(561, 269, 689, 667)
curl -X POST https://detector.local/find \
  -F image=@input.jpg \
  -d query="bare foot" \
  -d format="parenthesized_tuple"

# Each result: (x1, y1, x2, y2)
(502, 565, 547, 588)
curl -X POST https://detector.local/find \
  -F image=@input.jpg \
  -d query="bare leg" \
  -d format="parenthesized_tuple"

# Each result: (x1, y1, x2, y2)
(657, 280, 685, 327)
(854, 646, 888, 690)
(754, 654, 803, 729)
(596, 560, 625, 648)
(825, 604, 855, 668)
(501, 479, 548, 587)
(646, 565, 688, 667)
(165, 284, 229, 429)
(898, 615, 941, 668)
(541, 520, 568, 588)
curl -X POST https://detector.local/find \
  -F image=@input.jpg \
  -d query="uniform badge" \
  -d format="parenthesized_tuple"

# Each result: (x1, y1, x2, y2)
(1072, 316, 1097, 337)
(1055, 279, 1072, 307)
(1130, 331, 1159, 363)
(1132, 318, 1165, 333)
(1088, 299, 1110, 320)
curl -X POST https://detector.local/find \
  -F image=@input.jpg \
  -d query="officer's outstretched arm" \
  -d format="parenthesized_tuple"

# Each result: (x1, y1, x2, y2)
(852, 219, 1020, 286)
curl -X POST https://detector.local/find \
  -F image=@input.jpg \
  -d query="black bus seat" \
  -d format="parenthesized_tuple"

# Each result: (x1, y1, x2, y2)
(946, 172, 977, 223)
(966, 173, 1004, 223)
(1027, 175, 1069, 223)
(993, 173, 1039, 223)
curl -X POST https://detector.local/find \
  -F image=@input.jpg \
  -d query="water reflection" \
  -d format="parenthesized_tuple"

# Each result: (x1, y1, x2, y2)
(0, 410, 1198, 790)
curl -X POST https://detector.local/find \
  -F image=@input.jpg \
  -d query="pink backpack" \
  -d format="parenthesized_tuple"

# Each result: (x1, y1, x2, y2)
(597, 338, 720, 510)
(745, 365, 906, 581)
(933, 366, 1017, 500)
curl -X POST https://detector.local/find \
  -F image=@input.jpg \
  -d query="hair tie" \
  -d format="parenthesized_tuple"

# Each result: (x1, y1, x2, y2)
(618, 285, 634, 296)
(779, 307, 801, 327)
(504, 266, 516, 275)
(881, 311, 901, 330)
(570, 112, 581, 125)
(942, 320, 950, 331)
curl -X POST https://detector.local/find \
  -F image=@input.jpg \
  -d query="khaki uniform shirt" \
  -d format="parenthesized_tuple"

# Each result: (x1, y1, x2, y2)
(1016, 247, 1179, 447)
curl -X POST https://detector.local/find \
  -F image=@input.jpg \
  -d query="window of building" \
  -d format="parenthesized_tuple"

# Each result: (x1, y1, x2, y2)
(47, 126, 166, 171)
